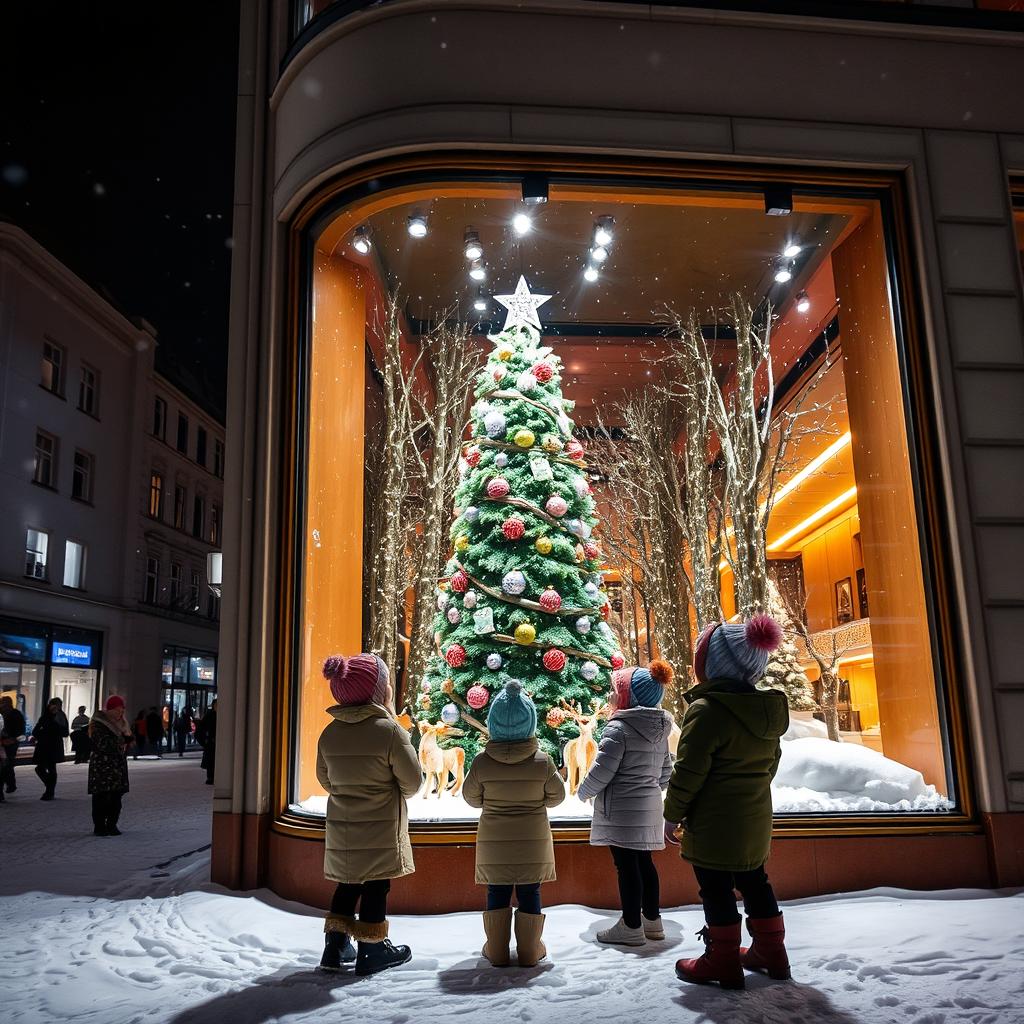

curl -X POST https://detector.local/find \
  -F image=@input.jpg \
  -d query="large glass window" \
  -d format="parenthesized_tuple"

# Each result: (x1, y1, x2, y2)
(34, 430, 57, 488)
(72, 450, 93, 502)
(149, 472, 163, 519)
(287, 170, 959, 826)
(63, 541, 85, 589)
(78, 363, 99, 416)
(41, 340, 64, 396)
(25, 529, 48, 580)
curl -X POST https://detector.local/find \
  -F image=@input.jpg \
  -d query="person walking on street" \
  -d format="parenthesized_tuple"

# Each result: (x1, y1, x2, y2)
(32, 698, 69, 800)
(196, 700, 218, 784)
(145, 706, 164, 758)
(71, 706, 92, 763)
(89, 695, 132, 836)
(1, 695, 27, 793)
(133, 710, 147, 758)
(173, 706, 193, 757)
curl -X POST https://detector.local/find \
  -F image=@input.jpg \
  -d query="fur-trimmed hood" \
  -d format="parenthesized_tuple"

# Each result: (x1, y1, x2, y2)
(90, 709, 132, 738)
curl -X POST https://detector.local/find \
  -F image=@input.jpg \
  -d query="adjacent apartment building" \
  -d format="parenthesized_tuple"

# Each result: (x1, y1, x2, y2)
(0, 224, 223, 737)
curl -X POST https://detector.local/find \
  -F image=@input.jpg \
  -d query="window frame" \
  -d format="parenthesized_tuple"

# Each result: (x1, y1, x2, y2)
(153, 396, 168, 440)
(62, 539, 86, 590)
(41, 339, 65, 397)
(176, 413, 189, 455)
(174, 483, 188, 530)
(192, 495, 206, 540)
(144, 555, 160, 605)
(169, 561, 183, 605)
(273, 156, 977, 842)
(149, 471, 164, 520)
(190, 568, 202, 613)
(78, 362, 100, 417)
(24, 527, 49, 581)
(33, 429, 58, 489)
(71, 449, 94, 504)
(214, 439, 225, 478)
(196, 426, 208, 468)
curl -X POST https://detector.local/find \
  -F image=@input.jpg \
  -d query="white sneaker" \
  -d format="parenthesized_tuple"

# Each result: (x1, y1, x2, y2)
(642, 915, 665, 940)
(597, 918, 647, 946)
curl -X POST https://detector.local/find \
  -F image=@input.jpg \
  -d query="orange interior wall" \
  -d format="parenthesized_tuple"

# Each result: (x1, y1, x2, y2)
(296, 254, 367, 803)
(830, 210, 944, 790)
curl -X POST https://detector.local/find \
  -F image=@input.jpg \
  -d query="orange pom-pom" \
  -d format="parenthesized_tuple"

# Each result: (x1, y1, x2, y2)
(648, 659, 674, 686)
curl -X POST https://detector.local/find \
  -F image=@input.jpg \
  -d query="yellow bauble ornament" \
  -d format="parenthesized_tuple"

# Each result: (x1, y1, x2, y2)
(535, 536, 553, 555)
(542, 434, 562, 452)
(441, 677, 455, 694)
(514, 429, 535, 448)
(497, 344, 514, 362)
(514, 622, 537, 645)
(419, 694, 432, 709)
(455, 534, 470, 553)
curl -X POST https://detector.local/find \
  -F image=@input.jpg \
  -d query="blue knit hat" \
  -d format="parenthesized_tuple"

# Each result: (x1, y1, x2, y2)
(612, 660, 673, 708)
(694, 615, 783, 685)
(487, 680, 537, 742)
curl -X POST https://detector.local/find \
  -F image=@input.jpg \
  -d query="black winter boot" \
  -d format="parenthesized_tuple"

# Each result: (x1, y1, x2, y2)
(319, 916, 357, 971)
(352, 920, 411, 976)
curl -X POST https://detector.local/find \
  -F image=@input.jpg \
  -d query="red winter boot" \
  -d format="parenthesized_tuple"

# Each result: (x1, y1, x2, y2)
(675, 924, 745, 990)
(740, 913, 791, 980)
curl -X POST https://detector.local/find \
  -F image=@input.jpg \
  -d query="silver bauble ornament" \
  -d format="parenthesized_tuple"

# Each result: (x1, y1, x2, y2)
(464, 506, 480, 523)
(463, 590, 479, 609)
(486, 652, 503, 670)
(576, 616, 592, 634)
(437, 592, 449, 611)
(440, 703, 460, 726)
(502, 570, 527, 595)
(581, 660, 599, 681)
(446, 607, 461, 625)
(484, 410, 507, 438)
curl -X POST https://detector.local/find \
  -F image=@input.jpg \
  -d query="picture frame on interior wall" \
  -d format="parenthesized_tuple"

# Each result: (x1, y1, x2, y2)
(856, 567, 868, 620)
(835, 577, 854, 625)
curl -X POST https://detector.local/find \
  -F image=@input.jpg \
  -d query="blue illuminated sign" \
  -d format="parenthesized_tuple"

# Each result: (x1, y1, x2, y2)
(51, 642, 93, 667)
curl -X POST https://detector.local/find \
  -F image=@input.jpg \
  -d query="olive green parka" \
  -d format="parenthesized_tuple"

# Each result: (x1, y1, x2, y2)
(663, 679, 789, 872)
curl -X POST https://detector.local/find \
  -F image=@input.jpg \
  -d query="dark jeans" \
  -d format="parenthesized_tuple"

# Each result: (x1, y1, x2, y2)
(331, 879, 390, 925)
(35, 762, 58, 795)
(609, 846, 661, 929)
(92, 791, 125, 832)
(2, 744, 19, 789)
(693, 864, 780, 926)
(175, 733, 187, 757)
(486, 883, 542, 915)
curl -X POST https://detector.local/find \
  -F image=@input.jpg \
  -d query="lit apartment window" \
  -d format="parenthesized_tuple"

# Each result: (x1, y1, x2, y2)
(189, 569, 201, 612)
(25, 529, 48, 580)
(34, 430, 58, 488)
(174, 484, 187, 529)
(78, 364, 100, 416)
(192, 496, 205, 540)
(41, 340, 64, 395)
(63, 540, 85, 589)
(72, 450, 94, 503)
(209, 504, 221, 546)
(214, 439, 225, 478)
(170, 562, 182, 604)
(196, 426, 207, 468)
(176, 413, 189, 454)
(149, 472, 164, 519)
(144, 556, 160, 604)
(153, 397, 167, 439)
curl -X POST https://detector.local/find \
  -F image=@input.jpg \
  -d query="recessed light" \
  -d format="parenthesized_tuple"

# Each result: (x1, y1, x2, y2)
(513, 212, 532, 236)
(407, 214, 428, 238)
(783, 242, 801, 259)
(795, 291, 811, 313)
(469, 261, 487, 281)
(594, 216, 614, 247)
(463, 228, 482, 261)
(352, 226, 371, 254)
(591, 245, 608, 263)
(584, 265, 599, 282)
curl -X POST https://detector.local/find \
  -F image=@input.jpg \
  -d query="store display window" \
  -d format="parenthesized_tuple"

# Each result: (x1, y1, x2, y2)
(283, 167, 962, 829)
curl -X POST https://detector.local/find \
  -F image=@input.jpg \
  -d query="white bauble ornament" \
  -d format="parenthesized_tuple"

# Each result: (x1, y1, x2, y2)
(464, 506, 480, 523)
(458, 458, 469, 477)
(598, 621, 612, 637)
(517, 370, 537, 393)
(573, 477, 590, 498)
(581, 660, 599, 681)
(420, 679, 431, 692)
(486, 652, 503, 671)
(446, 608, 461, 625)
(463, 590, 479, 609)
(577, 520, 593, 540)
(501, 570, 526, 595)
(576, 616, 592, 634)
(566, 518, 585, 538)
(475, 401, 492, 419)
(484, 410, 507, 438)
(589, 572, 604, 587)
(584, 581, 600, 600)
(437, 592, 449, 611)
(494, 452, 508, 469)
(440, 703, 460, 726)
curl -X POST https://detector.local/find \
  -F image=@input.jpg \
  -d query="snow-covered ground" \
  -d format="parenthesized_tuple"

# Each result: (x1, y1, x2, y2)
(5, 760, 1023, 1024)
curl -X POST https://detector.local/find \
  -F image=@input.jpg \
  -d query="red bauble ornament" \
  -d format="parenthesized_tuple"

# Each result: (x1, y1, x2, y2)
(545, 494, 568, 517)
(539, 588, 562, 612)
(502, 517, 525, 541)
(445, 644, 467, 668)
(465, 447, 481, 468)
(545, 707, 566, 729)
(493, 367, 507, 382)
(467, 684, 489, 710)
(532, 361, 554, 383)
(584, 540, 600, 560)
(450, 570, 469, 593)
(566, 440, 585, 461)
(543, 648, 567, 672)
(487, 477, 510, 499)
(610, 651, 625, 670)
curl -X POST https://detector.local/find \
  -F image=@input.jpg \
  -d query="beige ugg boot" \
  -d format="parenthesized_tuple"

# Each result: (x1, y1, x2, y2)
(482, 907, 513, 966)
(514, 910, 547, 967)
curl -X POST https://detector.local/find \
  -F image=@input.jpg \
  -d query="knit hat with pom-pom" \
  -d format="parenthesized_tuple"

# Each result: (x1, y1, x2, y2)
(612, 660, 674, 709)
(693, 615, 783, 685)
(487, 680, 537, 742)
(323, 653, 389, 707)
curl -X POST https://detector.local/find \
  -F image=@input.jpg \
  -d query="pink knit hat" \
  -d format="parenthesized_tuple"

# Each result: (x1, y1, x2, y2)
(323, 653, 389, 707)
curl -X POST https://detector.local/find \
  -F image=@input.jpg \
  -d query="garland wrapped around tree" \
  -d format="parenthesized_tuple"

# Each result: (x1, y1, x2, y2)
(418, 294, 620, 762)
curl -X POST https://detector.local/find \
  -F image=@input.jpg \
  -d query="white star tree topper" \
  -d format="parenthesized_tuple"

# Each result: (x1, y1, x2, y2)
(493, 275, 552, 332)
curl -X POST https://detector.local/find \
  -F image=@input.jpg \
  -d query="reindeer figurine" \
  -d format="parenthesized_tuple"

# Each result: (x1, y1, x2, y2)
(560, 698, 610, 796)
(418, 721, 466, 798)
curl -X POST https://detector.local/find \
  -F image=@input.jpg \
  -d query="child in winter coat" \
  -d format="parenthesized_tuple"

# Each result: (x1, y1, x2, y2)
(578, 660, 675, 947)
(664, 615, 789, 990)
(463, 680, 565, 968)
(316, 653, 422, 977)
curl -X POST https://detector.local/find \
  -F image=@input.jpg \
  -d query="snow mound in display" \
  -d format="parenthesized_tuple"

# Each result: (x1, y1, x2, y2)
(782, 714, 829, 741)
(773, 738, 953, 813)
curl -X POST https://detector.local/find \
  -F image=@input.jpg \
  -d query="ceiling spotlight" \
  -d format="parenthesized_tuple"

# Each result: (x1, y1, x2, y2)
(783, 242, 801, 259)
(469, 261, 487, 281)
(473, 288, 488, 313)
(351, 226, 371, 254)
(590, 245, 608, 263)
(584, 265, 599, 283)
(463, 228, 483, 261)
(795, 291, 811, 313)
(407, 214, 428, 238)
(521, 173, 549, 206)
(594, 216, 615, 247)
(764, 186, 793, 217)
(513, 212, 532, 236)
(774, 265, 793, 284)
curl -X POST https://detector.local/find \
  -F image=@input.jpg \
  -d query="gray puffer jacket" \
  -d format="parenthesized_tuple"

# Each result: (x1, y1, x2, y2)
(578, 707, 675, 850)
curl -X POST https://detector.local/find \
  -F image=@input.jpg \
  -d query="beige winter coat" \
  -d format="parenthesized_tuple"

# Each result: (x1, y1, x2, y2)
(462, 738, 565, 885)
(316, 704, 422, 884)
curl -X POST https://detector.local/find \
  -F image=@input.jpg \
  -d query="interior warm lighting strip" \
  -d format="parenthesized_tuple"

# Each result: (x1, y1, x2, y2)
(767, 485, 858, 552)
(837, 652, 875, 667)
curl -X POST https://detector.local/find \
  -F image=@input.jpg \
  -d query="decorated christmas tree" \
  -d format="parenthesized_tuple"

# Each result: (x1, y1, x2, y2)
(760, 578, 817, 711)
(417, 277, 621, 762)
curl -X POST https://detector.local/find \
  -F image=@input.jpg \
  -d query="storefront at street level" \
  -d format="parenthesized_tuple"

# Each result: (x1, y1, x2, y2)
(212, 0, 1024, 909)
